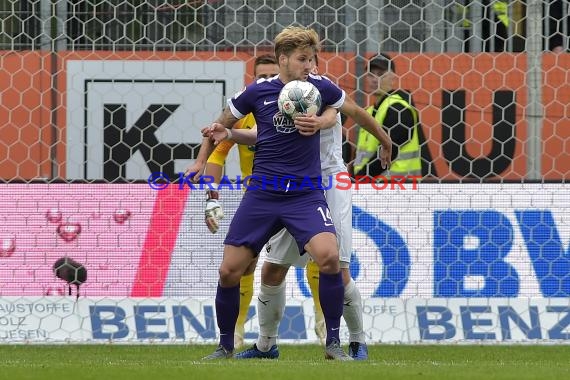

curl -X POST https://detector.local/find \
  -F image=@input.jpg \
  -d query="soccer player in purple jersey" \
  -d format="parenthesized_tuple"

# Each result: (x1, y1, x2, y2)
(198, 26, 392, 361)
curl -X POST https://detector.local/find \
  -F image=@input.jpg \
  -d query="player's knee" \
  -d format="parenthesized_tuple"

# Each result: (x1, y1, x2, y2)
(314, 249, 340, 274)
(261, 262, 288, 286)
(218, 265, 242, 287)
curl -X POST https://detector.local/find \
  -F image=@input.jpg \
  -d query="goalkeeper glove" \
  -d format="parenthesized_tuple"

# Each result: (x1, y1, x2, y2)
(205, 189, 224, 234)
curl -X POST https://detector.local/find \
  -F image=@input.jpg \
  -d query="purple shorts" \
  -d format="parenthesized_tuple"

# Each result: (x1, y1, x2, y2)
(224, 190, 336, 255)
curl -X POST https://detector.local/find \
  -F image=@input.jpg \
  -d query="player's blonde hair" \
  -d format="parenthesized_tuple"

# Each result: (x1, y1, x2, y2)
(274, 26, 320, 60)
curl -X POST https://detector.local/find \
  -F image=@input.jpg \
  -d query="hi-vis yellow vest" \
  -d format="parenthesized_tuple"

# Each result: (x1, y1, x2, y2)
(492, 1, 509, 28)
(457, 1, 508, 28)
(354, 93, 421, 177)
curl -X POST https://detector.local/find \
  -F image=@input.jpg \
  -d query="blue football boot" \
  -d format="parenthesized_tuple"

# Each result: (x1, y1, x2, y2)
(348, 342, 369, 360)
(235, 344, 279, 359)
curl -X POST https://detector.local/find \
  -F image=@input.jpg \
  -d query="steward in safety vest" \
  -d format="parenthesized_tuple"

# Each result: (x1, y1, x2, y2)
(353, 53, 422, 179)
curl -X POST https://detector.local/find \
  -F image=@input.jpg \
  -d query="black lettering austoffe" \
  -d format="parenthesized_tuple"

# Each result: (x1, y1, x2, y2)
(102, 104, 200, 181)
(0, 317, 26, 327)
(441, 90, 517, 179)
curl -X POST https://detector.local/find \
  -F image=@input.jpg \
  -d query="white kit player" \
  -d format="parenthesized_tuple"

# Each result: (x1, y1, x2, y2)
(242, 113, 370, 360)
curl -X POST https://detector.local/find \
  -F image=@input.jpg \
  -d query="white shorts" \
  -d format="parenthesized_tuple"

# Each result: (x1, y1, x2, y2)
(265, 180, 352, 268)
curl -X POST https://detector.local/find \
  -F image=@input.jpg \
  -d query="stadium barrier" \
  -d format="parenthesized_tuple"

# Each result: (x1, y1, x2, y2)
(0, 183, 569, 343)
(1, 53, 569, 181)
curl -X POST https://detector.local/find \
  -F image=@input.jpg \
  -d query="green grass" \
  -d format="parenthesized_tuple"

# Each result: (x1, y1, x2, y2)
(0, 344, 569, 380)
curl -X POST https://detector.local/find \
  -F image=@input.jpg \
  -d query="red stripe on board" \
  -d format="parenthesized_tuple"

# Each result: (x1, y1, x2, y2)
(131, 186, 189, 297)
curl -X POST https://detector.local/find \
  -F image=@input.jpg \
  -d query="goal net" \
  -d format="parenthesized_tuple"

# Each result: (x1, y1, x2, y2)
(0, 0, 569, 344)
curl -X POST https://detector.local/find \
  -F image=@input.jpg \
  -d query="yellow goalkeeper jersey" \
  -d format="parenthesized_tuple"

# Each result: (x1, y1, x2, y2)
(206, 113, 256, 178)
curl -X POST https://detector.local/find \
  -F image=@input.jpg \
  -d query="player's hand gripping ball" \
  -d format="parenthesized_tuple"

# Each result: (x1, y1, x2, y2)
(278, 80, 322, 120)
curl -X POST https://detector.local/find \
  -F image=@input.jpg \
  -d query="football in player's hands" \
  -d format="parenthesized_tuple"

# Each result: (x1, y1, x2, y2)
(278, 80, 322, 120)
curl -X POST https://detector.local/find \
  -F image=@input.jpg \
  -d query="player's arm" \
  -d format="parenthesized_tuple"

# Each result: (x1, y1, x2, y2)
(184, 107, 240, 181)
(184, 136, 212, 181)
(208, 124, 257, 145)
(294, 107, 338, 136)
(205, 138, 235, 183)
(203, 123, 255, 235)
(340, 96, 393, 169)
(194, 108, 240, 233)
(357, 104, 414, 177)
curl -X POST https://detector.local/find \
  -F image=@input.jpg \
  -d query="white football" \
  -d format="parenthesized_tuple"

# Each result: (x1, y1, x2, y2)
(278, 80, 322, 119)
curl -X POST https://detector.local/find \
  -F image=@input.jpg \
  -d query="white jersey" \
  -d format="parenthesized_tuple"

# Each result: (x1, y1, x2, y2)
(267, 115, 353, 267)
(320, 113, 347, 176)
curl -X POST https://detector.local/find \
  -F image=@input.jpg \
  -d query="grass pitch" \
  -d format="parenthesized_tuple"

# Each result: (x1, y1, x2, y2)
(0, 344, 569, 380)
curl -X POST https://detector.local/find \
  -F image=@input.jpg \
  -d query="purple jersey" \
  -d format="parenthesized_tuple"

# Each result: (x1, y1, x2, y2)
(228, 74, 345, 185)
